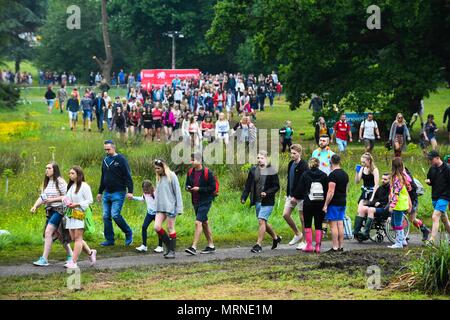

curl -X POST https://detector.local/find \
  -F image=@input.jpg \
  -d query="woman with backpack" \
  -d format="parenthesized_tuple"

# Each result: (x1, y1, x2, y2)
(292, 157, 328, 253)
(153, 159, 183, 259)
(31, 162, 73, 266)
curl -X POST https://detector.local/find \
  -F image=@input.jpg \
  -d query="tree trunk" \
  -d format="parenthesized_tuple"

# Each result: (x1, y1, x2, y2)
(15, 58, 21, 74)
(93, 0, 113, 84)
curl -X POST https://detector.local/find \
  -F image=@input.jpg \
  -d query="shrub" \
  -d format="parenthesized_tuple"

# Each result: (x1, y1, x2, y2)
(0, 83, 20, 109)
(0, 151, 22, 175)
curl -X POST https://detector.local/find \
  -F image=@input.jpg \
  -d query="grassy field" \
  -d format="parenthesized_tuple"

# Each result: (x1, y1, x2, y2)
(0, 85, 449, 299)
(0, 86, 449, 264)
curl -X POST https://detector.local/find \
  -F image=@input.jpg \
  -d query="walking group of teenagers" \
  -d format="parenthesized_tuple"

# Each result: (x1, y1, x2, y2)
(30, 129, 450, 268)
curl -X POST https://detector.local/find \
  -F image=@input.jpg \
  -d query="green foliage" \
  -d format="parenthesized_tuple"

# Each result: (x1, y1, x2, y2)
(0, 83, 20, 109)
(208, 0, 450, 124)
(0, 151, 22, 175)
(35, 0, 128, 82)
(409, 242, 450, 295)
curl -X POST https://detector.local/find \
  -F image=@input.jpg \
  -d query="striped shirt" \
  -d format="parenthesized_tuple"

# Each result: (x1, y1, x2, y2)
(43, 177, 67, 209)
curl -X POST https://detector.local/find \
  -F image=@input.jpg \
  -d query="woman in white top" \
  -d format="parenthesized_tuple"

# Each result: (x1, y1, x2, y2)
(64, 166, 96, 269)
(31, 162, 73, 267)
(188, 115, 202, 149)
(215, 112, 230, 145)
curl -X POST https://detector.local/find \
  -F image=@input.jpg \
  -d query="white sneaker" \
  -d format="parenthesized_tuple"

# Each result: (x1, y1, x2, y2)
(288, 235, 302, 246)
(296, 241, 307, 250)
(65, 261, 78, 269)
(154, 246, 164, 253)
(388, 243, 403, 249)
(136, 245, 148, 252)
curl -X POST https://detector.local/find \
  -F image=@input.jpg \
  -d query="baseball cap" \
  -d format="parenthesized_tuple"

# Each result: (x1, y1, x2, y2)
(427, 150, 440, 160)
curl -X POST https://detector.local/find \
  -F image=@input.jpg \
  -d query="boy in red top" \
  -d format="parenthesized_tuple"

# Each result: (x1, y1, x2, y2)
(333, 114, 352, 153)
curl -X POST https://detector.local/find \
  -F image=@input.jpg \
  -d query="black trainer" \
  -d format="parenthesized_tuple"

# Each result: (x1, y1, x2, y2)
(251, 244, 262, 253)
(271, 236, 282, 250)
(201, 246, 216, 254)
(185, 247, 197, 255)
(338, 248, 344, 252)
(326, 248, 339, 253)
(421, 226, 430, 242)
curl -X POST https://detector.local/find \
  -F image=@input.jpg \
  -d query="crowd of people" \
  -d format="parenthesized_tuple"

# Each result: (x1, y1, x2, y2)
(30, 135, 450, 268)
(1, 70, 33, 85)
(43, 71, 285, 150)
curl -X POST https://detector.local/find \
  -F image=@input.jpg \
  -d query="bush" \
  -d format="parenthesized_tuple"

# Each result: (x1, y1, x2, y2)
(0, 83, 20, 109)
(0, 151, 22, 175)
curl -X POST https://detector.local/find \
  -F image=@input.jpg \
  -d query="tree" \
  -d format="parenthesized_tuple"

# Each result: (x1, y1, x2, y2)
(0, 0, 47, 72)
(207, 0, 450, 126)
(92, 0, 113, 84)
(35, 0, 127, 83)
(108, 0, 237, 73)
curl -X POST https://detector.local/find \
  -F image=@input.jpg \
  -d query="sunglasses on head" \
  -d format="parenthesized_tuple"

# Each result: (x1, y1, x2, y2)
(154, 159, 163, 165)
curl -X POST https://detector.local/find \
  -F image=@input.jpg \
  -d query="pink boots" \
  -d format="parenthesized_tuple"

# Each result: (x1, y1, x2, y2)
(302, 228, 314, 252)
(315, 230, 323, 253)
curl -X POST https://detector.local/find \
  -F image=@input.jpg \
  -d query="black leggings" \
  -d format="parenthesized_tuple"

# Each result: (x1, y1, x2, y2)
(142, 214, 162, 247)
(303, 201, 325, 230)
(282, 138, 292, 152)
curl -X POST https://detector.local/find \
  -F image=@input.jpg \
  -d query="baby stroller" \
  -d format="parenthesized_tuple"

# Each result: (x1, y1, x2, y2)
(356, 209, 410, 244)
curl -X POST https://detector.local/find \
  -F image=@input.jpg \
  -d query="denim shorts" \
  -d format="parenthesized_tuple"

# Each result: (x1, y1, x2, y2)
(432, 199, 449, 214)
(68, 111, 78, 121)
(325, 205, 346, 221)
(194, 202, 212, 222)
(159, 211, 177, 219)
(83, 109, 92, 120)
(255, 202, 274, 221)
(391, 210, 405, 230)
(46, 210, 63, 227)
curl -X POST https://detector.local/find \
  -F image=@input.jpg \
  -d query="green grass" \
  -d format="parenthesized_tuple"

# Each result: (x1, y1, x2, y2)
(1, 247, 448, 299)
(0, 86, 449, 267)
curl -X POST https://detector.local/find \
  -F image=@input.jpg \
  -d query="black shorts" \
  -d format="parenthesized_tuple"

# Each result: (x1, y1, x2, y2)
(143, 121, 153, 129)
(194, 202, 212, 222)
(153, 120, 162, 129)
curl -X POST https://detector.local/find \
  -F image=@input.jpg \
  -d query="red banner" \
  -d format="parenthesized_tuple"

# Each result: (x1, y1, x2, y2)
(140, 69, 200, 89)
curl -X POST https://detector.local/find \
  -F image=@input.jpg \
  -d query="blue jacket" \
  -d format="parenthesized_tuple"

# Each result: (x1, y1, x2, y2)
(66, 98, 80, 112)
(98, 154, 133, 194)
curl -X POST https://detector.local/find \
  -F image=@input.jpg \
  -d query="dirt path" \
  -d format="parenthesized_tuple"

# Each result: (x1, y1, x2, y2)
(0, 234, 425, 277)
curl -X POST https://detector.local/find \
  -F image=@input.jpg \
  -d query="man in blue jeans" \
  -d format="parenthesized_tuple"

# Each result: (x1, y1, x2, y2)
(97, 140, 134, 246)
(241, 151, 281, 253)
(184, 153, 217, 255)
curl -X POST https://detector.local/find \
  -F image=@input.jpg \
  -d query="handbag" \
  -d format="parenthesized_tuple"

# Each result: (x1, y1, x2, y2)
(84, 206, 96, 235)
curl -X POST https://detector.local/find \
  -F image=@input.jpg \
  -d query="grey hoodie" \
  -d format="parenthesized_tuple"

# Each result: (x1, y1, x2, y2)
(155, 171, 183, 214)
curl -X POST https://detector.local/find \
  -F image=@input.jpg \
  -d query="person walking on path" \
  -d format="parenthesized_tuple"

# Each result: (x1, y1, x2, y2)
(283, 144, 308, 250)
(322, 155, 349, 253)
(132, 180, 164, 253)
(80, 91, 93, 132)
(315, 117, 331, 146)
(443, 106, 450, 144)
(97, 140, 134, 247)
(57, 84, 68, 114)
(185, 153, 217, 255)
(354, 153, 379, 239)
(425, 151, 450, 245)
(241, 151, 281, 253)
(294, 158, 328, 253)
(422, 114, 439, 152)
(279, 121, 294, 153)
(359, 113, 380, 153)
(153, 159, 184, 259)
(64, 166, 97, 269)
(44, 85, 56, 114)
(332, 114, 353, 153)
(93, 92, 106, 132)
(31, 162, 73, 266)
(389, 113, 411, 158)
(388, 158, 412, 249)
(66, 93, 80, 131)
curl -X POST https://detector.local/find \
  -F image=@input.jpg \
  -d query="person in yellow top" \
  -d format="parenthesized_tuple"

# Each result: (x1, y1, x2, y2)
(388, 158, 412, 249)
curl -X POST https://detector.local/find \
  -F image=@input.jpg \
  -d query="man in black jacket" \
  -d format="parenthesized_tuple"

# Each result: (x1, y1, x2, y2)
(93, 92, 106, 132)
(283, 144, 308, 250)
(241, 151, 281, 253)
(354, 173, 390, 240)
(97, 140, 134, 246)
(185, 153, 217, 255)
